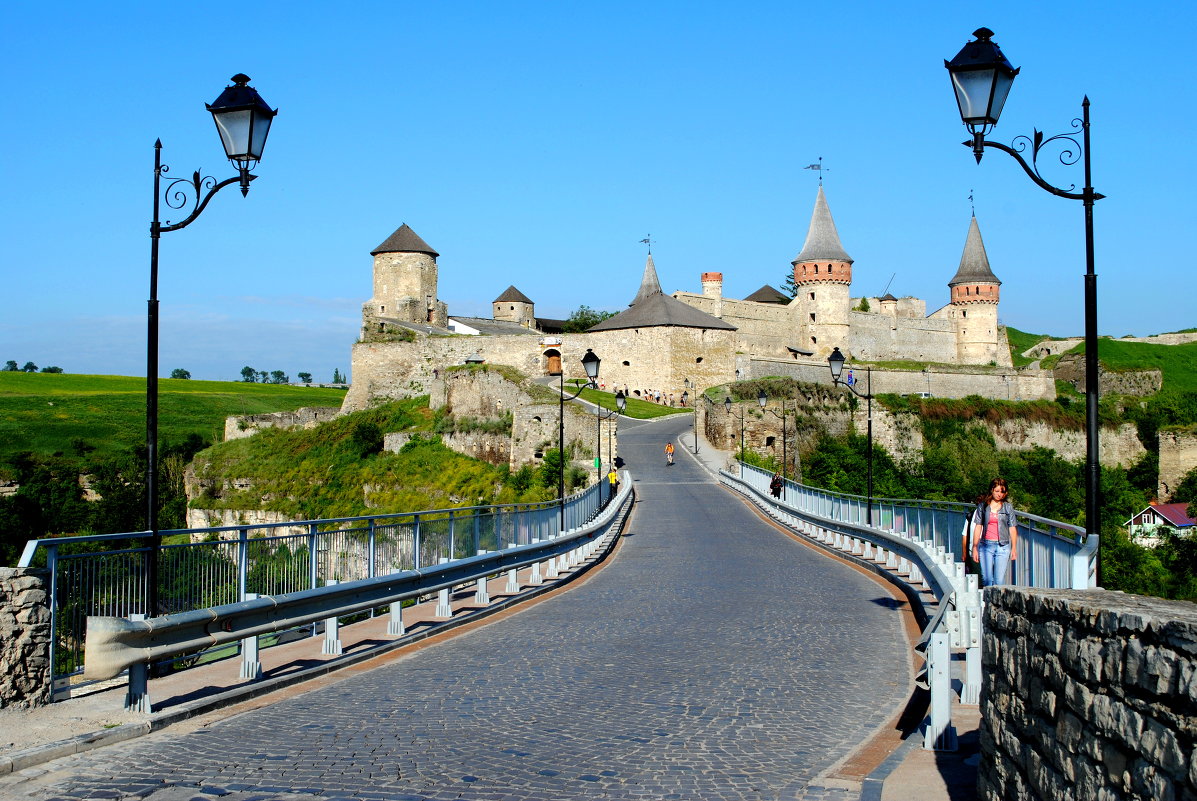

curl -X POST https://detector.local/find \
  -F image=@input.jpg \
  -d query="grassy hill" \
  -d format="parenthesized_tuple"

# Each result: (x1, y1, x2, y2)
(1079, 339, 1197, 394)
(0, 373, 347, 468)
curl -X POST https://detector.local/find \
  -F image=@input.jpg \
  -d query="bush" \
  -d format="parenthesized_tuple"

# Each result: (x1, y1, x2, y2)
(349, 422, 383, 458)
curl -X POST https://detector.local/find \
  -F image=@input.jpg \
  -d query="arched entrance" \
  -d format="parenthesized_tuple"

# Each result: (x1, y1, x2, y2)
(544, 349, 562, 376)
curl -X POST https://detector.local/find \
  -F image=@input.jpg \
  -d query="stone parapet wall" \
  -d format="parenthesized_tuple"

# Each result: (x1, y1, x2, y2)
(1054, 354, 1163, 397)
(0, 567, 51, 708)
(848, 309, 962, 364)
(979, 587, 1197, 801)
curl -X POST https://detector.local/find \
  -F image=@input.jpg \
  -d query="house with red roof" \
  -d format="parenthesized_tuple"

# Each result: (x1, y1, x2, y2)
(1125, 502, 1196, 546)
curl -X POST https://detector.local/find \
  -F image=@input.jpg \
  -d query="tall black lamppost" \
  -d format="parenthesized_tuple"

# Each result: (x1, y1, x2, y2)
(828, 348, 873, 526)
(596, 391, 625, 503)
(759, 389, 789, 490)
(723, 396, 746, 474)
(556, 349, 601, 530)
(946, 28, 1104, 580)
(146, 74, 277, 616)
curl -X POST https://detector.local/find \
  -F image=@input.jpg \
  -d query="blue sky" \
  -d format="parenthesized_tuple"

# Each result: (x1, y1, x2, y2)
(2, 1, 1193, 382)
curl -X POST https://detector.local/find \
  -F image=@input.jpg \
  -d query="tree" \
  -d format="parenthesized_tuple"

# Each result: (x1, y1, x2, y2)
(21, 362, 37, 373)
(562, 305, 616, 333)
(1169, 466, 1197, 505)
(349, 422, 383, 457)
(269, 370, 288, 384)
(3, 361, 17, 372)
(39, 366, 63, 373)
(781, 270, 798, 298)
(170, 368, 191, 380)
(240, 366, 256, 382)
(332, 368, 345, 384)
(297, 372, 312, 384)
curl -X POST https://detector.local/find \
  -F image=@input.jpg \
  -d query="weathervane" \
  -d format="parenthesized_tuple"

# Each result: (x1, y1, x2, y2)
(639, 234, 654, 255)
(803, 156, 828, 185)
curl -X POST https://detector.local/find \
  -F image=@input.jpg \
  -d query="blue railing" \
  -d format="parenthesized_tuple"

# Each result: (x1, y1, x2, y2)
(19, 480, 611, 689)
(736, 462, 1097, 590)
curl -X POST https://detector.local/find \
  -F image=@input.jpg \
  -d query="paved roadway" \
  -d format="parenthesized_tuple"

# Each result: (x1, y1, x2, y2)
(9, 414, 910, 801)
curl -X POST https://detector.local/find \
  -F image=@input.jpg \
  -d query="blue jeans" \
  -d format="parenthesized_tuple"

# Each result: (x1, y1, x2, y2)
(978, 540, 1012, 587)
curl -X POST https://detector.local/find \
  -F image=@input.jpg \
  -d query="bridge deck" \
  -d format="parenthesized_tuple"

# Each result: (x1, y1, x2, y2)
(3, 415, 921, 801)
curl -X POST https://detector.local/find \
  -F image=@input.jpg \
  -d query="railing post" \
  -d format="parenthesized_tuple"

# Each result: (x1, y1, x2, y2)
(321, 579, 342, 655)
(368, 518, 377, 580)
(387, 568, 406, 636)
(435, 557, 453, 618)
(237, 526, 249, 601)
(922, 631, 958, 751)
(530, 539, 544, 585)
(449, 509, 456, 561)
(239, 593, 261, 679)
(474, 550, 491, 605)
(124, 613, 151, 714)
(413, 514, 422, 570)
(46, 544, 59, 688)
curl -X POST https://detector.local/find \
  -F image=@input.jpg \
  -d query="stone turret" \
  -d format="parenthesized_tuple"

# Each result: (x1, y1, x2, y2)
(492, 285, 536, 328)
(364, 223, 448, 335)
(792, 186, 853, 356)
(948, 216, 1003, 364)
(701, 271, 723, 316)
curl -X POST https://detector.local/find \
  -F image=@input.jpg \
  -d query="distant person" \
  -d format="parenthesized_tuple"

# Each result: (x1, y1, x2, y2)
(665, 441, 675, 465)
(969, 478, 1019, 587)
(769, 472, 783, 499)
(607, 466, 619, 496)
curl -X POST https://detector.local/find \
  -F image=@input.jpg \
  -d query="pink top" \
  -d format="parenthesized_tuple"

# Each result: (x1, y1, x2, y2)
(984, 512, 1001, 541)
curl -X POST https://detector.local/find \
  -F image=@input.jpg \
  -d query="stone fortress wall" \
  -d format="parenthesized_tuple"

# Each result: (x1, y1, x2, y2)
(1158, 427, 1197, 501)
(979, 587, 1197, 801)
(0, 567, 51, 708)
(223, 406, 342, 441)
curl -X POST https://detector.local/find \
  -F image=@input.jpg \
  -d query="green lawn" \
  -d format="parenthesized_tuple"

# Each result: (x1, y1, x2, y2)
(565, 382, 689, 419)
(1080, 339, 1197, 393)
(0, 372, 347, 465)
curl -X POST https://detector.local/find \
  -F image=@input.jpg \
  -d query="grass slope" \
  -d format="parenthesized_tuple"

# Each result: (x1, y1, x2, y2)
(1081, 340, 1197, 393)
(0, 373, 347, 466)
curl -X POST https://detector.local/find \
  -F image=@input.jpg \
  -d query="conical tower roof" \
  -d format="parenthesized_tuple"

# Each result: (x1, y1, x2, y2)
(793, 186, 853, 264)
(629, 254, 663, 306)
(493, 285, 534, 304)
(948, 216, 1000, 285)
(371, 223, 440, 257)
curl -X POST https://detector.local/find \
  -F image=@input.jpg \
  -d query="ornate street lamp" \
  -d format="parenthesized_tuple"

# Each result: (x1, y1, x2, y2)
(724, 396, 746, 474)
(946, 28, 1104, 581)
(557, 349, 601, 530)
(146, 75, 277, 617)
(828, 348, 873, 526)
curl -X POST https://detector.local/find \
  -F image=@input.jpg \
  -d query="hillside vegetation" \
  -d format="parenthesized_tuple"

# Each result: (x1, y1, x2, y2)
(0, 372, 347, 468)
(189, 397, 571, 520)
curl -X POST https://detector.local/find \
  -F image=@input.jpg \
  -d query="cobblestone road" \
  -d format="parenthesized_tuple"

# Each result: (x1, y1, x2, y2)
(6, 415, 910, 801)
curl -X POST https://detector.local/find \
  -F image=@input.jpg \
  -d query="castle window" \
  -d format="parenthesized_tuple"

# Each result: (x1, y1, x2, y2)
(695, 357, 703, 363)
(380, 305, 385, 313)
(622, 360, 630, 366)
(510, 305, 515, 310)
(809, 292, 815, 300)
(811, 336, 817, 345)
(963, 310, 967, 317)
(815, 265, 819, 274)
(810, 313, 816, 322)
(765, 436, 776, 447)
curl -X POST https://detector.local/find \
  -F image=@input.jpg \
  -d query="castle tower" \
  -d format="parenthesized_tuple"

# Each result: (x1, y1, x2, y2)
(493, 285, 537, 328)
(947, 216, 1002, 364)
(367, 223, 447, 329)
(792, 186, 853, 355)
(701, 271, 723, 316)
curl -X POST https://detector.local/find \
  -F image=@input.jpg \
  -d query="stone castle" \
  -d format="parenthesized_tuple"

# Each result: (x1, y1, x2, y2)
(344, 186, 1052, 414)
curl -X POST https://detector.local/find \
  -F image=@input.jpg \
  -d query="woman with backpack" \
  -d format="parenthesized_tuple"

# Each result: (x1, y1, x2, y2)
(969, 477, 1019, 587)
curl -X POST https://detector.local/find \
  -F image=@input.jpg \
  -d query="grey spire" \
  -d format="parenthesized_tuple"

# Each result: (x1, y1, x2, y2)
(630, 253, 663, 306)
(948, 216, 1001, 285)
(793, 186, 853, 264)
(371, 223, 439, 257)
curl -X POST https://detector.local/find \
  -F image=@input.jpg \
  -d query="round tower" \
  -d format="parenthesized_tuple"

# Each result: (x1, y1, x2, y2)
(368, 223, 446, 328)
(791, 186, 853, 356)
(492, 285, 537, 328)
(948, 216, 1003, 364)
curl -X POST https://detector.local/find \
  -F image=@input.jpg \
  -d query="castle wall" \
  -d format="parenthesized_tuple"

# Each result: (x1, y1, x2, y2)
(848, 310, 959, 363)
(224, 407, 342, 441)
(743, 357, 1055, 401)
(1158, 426, 1197, 500)
(673, 291, 796, 358)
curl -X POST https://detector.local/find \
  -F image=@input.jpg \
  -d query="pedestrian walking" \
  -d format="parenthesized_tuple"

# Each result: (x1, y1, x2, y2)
(968, 478, 1019, 587)
(769, 472, 783, 499)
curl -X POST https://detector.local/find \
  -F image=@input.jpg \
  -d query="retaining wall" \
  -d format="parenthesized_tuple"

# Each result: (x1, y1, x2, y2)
(980, 587, 1197, 801)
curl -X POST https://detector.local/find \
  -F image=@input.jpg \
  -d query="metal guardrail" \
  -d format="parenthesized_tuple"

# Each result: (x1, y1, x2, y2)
(19, 478, 615, 692)
(85, 478, 635, 712)
(724, 461, 1100, 752)
(735, 462, 1098, 591)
